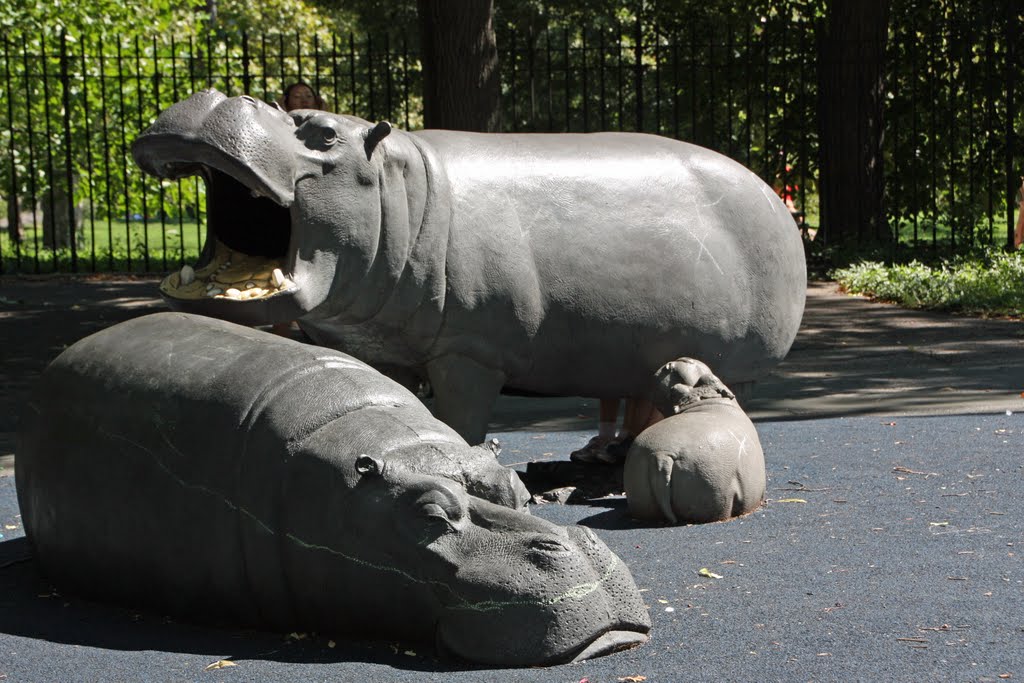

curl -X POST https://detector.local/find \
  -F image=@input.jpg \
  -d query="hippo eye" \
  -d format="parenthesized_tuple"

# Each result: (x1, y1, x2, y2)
(415, 490, 463, 528)
(421, 503, 449, 520)
(320, 128, 337, 146)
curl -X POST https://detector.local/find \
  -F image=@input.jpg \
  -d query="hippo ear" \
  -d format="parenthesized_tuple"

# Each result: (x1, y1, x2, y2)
(363, 121, 392, 160)
(355, 454, 385, 477)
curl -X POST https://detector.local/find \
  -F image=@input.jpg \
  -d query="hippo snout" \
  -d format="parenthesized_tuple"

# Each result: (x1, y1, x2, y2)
(430, 505, 651, 667)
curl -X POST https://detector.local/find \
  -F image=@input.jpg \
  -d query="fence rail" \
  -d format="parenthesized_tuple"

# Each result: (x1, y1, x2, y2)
(1, 8, 1021, 275)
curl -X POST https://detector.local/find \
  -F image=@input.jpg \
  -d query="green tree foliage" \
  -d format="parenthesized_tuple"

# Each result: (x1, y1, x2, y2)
(1, 0, 1020, 273)
(0, 0, 199, 36)
(885, 0, 1021, 250)
(0, 0, 358, 269)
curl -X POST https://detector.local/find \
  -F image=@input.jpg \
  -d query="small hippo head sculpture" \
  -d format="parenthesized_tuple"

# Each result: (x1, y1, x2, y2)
(624, 357, 766, 525)
(651, 358, 736, 415)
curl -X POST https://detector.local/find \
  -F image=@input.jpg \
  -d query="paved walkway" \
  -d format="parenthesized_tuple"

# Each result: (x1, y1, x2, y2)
(0, 275, 1022, 682)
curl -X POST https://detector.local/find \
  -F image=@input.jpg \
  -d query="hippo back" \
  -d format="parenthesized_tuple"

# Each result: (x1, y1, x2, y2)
(412, 129, 806, 395)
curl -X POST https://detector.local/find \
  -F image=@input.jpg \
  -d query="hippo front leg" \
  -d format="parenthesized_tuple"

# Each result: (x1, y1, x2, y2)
(426, 354, 506, 445)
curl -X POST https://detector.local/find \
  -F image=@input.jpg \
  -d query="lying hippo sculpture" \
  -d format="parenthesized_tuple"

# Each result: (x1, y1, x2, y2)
(16, 313, 650, 667)
(624, 358, 766, 524)
(132, 89, 806, 443)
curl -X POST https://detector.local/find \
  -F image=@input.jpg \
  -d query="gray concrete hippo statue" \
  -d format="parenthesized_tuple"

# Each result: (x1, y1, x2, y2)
(15, 313, 651, 667)
(131, 89, 806, 444)
(624, 358, 766, 524)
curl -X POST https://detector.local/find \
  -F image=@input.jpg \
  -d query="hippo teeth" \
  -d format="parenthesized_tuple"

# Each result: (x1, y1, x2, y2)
(271, 268, 286, 288)
(159, 239, 295, 302)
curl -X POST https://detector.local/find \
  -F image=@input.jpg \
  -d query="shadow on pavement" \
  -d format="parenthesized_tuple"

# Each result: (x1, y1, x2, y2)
(0, 536, 481, 673)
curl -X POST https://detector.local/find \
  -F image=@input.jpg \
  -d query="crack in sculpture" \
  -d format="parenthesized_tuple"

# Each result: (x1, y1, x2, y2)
(100, 424, 622, 614)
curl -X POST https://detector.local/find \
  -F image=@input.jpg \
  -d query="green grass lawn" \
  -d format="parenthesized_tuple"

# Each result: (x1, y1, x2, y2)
(892, 214, 1009, 246)
(1, 219, 205, 273)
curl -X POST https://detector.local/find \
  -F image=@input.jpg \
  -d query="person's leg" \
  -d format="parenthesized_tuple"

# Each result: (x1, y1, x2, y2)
(598, 398, 619, 439)
(570, 399, 621, 463)
(601, 398, 663, 464)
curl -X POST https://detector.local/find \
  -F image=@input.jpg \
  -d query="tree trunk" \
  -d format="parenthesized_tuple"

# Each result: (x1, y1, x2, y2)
(417, 0, 501, 132)
(816, 0, 891, 246)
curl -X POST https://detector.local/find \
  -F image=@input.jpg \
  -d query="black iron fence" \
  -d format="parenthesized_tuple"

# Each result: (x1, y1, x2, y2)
(1, 7, 1021, 274)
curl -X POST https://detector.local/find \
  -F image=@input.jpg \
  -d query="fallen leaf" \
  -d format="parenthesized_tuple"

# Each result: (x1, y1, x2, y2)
(929, 521, 949, 527)
(403, 650, 417, 657)
(619, 677, 647, 682)
(698, 568, 723, 579)
(286, 632, 308, 641)
(776, 498, 807, 504)
(998, 675, 1011, 680)
(657, 599, 669, 604)
(327, 640, 336, 649)
(204, 660, 237, 671)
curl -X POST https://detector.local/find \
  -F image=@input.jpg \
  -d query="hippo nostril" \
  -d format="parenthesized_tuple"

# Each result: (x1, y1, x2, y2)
(529, 537, 571, 554)
(567, 525, 600, 548)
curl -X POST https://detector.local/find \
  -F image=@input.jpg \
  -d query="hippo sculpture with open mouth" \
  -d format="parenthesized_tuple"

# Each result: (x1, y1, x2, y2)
(132, 89, 806, 443)
(16, 313, 650, 667)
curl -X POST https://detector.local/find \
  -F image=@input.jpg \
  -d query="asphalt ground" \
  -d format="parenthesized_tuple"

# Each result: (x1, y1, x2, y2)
(0, 275, 1022, 682)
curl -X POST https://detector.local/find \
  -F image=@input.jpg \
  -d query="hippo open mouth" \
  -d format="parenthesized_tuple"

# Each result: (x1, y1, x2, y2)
(133, 90, 312, 325)
(158, 169, 295, 308)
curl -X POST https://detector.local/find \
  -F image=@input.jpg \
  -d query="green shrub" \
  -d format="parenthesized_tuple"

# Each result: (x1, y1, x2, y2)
(832, 248, 1024, 317)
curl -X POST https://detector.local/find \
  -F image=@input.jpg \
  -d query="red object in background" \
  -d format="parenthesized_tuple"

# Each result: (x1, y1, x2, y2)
(777, 164, 798, 209)
(1015, 177, 1024, 249)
